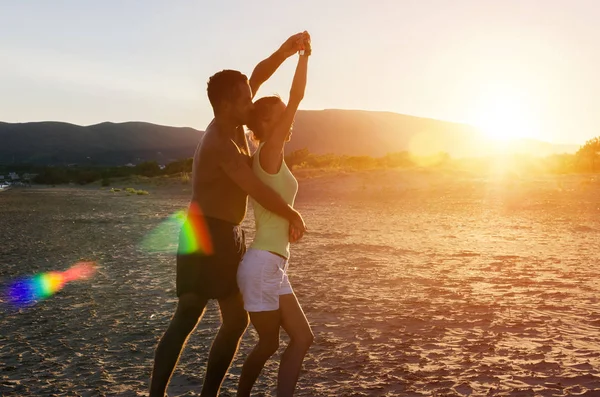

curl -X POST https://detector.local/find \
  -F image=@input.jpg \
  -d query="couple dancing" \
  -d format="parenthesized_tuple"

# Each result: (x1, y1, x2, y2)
(150, 32, 313, 397)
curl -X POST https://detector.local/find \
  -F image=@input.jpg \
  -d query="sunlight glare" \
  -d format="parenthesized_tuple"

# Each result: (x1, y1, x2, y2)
(471, 86, 540, 141)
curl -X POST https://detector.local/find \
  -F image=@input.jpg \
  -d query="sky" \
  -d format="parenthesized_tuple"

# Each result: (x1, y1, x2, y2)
(1, 0, 599, 144)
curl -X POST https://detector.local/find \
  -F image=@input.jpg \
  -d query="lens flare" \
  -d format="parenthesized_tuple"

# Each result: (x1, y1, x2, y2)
(139, 210, 187, 254)
(178, 202, 213, 255)
(139, 202, 213, 256)
(5, 261, 97, 307)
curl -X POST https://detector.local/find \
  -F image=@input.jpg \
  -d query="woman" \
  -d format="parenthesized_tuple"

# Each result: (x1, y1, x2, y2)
(236, 32, 313, 397)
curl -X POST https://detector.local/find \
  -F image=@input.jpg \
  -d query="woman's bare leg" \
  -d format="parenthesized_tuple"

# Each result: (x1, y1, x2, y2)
(236, 310, 281, 397)
(277, 293, 313, 397)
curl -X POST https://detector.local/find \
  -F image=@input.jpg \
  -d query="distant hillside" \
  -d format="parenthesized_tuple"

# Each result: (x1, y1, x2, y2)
(0, 121, 203, 165)
(289, 110, 483, 156)
(0, 111, 579, 165)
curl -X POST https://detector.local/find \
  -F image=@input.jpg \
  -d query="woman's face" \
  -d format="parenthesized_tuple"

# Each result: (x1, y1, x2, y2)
(263, 101, 289, 141)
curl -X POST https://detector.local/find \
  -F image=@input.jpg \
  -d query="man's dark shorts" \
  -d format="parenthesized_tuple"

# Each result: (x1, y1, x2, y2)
(176, 216, 246, 300)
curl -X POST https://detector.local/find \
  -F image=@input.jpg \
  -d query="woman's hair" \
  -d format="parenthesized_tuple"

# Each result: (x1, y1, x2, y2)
(247, 95, 283, 142)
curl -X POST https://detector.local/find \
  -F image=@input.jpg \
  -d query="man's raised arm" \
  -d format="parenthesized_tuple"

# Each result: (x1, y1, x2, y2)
(222, 158, 306, 234)
(249, 32, 304, 99)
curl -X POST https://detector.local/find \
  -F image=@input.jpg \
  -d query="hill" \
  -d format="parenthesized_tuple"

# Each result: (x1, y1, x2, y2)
(0, 121, 202, 165)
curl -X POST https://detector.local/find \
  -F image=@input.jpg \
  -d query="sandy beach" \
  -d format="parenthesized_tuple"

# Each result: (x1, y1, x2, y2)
(1, 170, 599, 396)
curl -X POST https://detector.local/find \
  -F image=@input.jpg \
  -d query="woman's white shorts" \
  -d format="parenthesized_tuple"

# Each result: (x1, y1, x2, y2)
(237, 248, 293, 312)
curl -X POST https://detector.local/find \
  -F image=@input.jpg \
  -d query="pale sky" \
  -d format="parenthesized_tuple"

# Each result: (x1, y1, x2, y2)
(1, 0, 598, 144)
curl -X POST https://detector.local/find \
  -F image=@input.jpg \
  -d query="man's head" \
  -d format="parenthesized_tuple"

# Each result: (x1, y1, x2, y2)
(207, 70, 253, 125)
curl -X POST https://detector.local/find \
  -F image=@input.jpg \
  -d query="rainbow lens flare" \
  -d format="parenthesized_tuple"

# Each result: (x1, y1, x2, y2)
(178, 202, 213, 255)
(139, 202, 213, 256)
(139, 210, 187, 254)
(6, 261, 97, 306)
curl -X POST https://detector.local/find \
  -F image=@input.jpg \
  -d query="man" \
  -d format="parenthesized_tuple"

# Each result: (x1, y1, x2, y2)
(149, 33, 307, 397)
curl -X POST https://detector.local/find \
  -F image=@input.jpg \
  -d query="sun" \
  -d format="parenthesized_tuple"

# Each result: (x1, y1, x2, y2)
(471, 87, 540, 141)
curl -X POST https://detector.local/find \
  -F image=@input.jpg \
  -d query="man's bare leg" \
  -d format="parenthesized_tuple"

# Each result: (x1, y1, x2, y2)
(149, 293, 208, 397)
(200, 291, 249, 397)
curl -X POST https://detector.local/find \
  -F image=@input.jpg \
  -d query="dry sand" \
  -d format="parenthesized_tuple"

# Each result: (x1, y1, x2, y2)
(1, 170, 599, 396)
